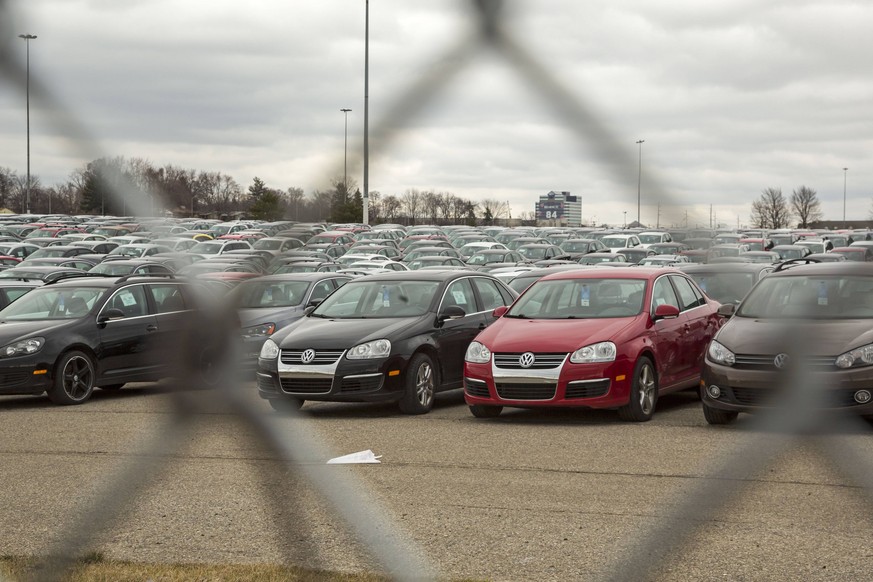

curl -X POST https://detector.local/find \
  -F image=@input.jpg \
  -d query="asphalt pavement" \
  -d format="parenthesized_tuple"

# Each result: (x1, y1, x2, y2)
(1, 382, 872, 581)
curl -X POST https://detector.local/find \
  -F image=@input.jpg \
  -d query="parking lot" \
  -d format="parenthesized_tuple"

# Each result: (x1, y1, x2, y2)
(2, 382, 872, 581)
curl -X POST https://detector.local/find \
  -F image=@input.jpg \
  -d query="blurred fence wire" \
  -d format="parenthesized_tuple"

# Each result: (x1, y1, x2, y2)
(2, 0, 872, 581)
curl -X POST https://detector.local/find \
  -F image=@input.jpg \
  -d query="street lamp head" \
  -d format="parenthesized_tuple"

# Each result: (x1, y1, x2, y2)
(636, 139, 645, 145)
(843, 167, 849, 171)
(340, 108, 352, 113)
(19, 34, 37, 39)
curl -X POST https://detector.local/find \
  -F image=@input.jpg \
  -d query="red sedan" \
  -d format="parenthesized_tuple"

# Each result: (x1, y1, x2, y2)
(463, 268, 721, 421)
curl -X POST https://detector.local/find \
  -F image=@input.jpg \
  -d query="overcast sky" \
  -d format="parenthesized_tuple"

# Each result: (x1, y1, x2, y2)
(1, 0, 871, 228)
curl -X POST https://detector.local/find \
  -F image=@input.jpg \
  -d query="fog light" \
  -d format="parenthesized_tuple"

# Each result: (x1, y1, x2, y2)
(854, 390, 872, 404)
(707, 385, 721, 399)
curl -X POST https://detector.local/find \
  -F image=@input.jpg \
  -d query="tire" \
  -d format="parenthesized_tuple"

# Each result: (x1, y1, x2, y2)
(398, 353, 437, 415)
(469, 404, 503, 418)
(269, 397, 304, 412)
(48, 350, 96, 405)
(617, 356, 658, 422)
(703, 402, 739, 425)
(99, 384, 125, 391)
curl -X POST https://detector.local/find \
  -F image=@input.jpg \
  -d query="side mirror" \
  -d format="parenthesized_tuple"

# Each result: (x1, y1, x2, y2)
(304, 306, 317, 316)
(97, 308, 125, 324)
(306, 298, 322, 309)
(437, 305, 466, 325)
(717, 303, 736, 318)
(653, 304, 680, 320)
(492, 305, 508, 318)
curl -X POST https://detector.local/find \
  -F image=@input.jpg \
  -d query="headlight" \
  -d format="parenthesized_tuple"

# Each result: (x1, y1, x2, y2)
(347, 339, 391, 359)
(707, 340, 735, 366)
(465, 341, 491, 364)
(835, 344, 873, 369)
(570, 341, 616, 363)
(0, 337, 45, 358)
(241, 323, 276, 340)
(259, 339, 280, 359)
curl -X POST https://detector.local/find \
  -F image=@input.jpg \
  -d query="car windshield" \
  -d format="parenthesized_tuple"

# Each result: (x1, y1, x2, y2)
(638, 234, 664, 244)
(518, 247, 547, 259)
(191, 242, 223, 254)
(507, 278, 646, 319)
(467, 253, 501, 265)
(91, 263, 137, 276)
(601, 237, 630, 249)
(235, 281, 309, 308)
(274, 264, 319, 273)
(832, 249, 864, 262)
(687, 272, 755, 304)
(0, 287, 106, 320)
(253, 239, 282, 250)
(738, 275, 873, 319)
(209, 225, 233, 236)
(509, 276, 539, 293)
(561, 241, 592, 253)
(312, 280, 438, 318)
(580, 255, 614, 264)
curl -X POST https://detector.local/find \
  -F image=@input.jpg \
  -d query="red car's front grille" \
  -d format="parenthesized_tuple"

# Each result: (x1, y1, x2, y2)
(495, 382, 556, 400)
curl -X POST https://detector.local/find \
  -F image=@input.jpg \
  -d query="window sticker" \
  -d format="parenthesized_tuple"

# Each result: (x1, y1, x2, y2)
(818, 281, 828, 306)
(580, 284, 590, 307)
(119, 292, 136, 307)
(452, 290, 466, 304)
(382, 286, 390, 307)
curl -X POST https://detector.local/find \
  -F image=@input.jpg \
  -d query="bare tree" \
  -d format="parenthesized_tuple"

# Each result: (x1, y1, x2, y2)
(0, 167, 17, 210)
(480, 199, 510, 225)
(751, 187, 792, 229)
(790, 186, 822, 228)
(286, 187, 305, 221)
(382, 195, 401, 221)
(401, 189, 421, 225)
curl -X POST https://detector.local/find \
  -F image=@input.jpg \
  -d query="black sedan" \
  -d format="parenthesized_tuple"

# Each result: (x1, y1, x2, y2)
(256, 271, 518, 414)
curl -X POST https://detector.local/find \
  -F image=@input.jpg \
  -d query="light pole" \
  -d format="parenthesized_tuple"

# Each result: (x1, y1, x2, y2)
(843, 167, 849, 227)
(19, 34, 37, 214)
(635, 139, 645, 225)
(340, 108, 352, 189)
(623, 211, 627, 228)
(362, 0, 370, 225)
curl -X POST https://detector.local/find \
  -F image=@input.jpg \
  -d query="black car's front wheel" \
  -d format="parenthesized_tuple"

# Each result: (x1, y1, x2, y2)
(399, 353, 437, 415)
(48, 350, 96, 405)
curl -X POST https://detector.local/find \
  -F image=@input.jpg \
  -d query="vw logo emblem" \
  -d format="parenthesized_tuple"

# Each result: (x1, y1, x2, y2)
(519, 352, 536, 369)
(300, 349, 316, 364)
(773, 353, 789, 369)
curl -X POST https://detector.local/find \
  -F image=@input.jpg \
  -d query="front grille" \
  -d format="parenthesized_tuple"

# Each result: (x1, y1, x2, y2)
(495, 382, 557, 400)
(464, 377, 490, 397)
(733, 354, 835, 371)
(728, 386, 865, 408)
(565, 379, 610, 399)
(280, 349, 344, 365)
(280, 377, 333, 394)
(340, 375, 383, 393)
(494, 353, 567, 370)
(0, 370, 30, 388)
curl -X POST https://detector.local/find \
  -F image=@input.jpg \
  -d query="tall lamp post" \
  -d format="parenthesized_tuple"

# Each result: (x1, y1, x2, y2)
(362, 0, 370, 225)
(19, 34, 37, 215)
(843, 167, 849, 227)
(340, 109, 352, 189)
(635, 139, 645, 225)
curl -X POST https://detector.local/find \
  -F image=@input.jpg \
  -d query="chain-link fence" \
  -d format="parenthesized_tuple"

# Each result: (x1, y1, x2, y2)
(1, 1, 872, 581)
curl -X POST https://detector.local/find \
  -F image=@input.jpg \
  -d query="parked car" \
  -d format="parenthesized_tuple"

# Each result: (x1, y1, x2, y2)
(579, 252, 627, 265)
(232, 273, 353, 368)
(0, 274, 226, 405)
(771, 244, 812, 261)
(701, 262, 873, 424)
(0, 280, 42, 309)
(89, 259, 176, 276)
(463, 268, 721, 420)
(831, 246, 873, 262)
(678, 262, 774, 305)
(256, 271, 517, 414)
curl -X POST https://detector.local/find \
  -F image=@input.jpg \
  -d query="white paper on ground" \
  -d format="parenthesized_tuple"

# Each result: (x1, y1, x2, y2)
(327, 449, 382, 464)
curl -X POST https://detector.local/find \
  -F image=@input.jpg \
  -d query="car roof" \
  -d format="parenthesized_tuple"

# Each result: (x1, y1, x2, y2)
(241, 272, 350, 283)
(768, 261, 873, 277)
(678, 262, 772, 274)
(351, 270, 492, 283)
(539, 267, 679, 282)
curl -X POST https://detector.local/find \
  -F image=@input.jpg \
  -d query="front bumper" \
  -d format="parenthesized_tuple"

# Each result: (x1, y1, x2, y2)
(701, 359, 873, 414)
(463, 356, 634, 409)
(256, 351, 409, 403)
(0, 358, 54, 395)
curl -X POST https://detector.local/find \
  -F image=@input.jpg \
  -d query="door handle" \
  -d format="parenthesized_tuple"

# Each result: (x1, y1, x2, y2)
(146, 324, 158, 332)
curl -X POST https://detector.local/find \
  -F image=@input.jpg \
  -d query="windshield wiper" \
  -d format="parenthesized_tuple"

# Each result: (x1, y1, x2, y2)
(504, 313, 528, 319)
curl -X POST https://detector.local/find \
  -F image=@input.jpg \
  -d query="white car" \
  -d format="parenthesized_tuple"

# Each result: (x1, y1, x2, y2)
(637, 231, 673, 249)
(457, 241, 508, 259)
(600, 234, 642, 253)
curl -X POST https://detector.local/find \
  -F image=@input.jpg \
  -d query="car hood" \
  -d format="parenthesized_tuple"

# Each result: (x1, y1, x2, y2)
(478, 316, 637, 352)
(717, 317, 873, 356)
(0, 319, 73, 344)
(275, 315, 425, 349)
(237, 306, 304, 327)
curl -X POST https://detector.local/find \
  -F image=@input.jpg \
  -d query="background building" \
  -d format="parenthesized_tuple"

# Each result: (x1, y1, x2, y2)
(535, 191, 582, 226)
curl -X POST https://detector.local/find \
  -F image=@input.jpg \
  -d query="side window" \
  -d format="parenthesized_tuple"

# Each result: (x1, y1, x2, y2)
(309, 280, 334, 302)
(441, 279, 475, 313)
(149, 284, 186, 314)
(472, 277, 509, 311)
(107, 285, 148, 317)
(671, 275, 703, 310)
(651, 277, 680, 311)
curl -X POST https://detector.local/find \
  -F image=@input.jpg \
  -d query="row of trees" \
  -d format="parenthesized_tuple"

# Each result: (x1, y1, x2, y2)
(750, 186, 823, 229)
(0, 158, 523, 226)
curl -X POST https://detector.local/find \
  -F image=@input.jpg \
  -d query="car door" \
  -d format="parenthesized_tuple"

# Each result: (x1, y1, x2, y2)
(143, 282, 192, 376)
(669, 274, 711, 376)
(96, 284, 161, 381)
(649, 276, 687, 388)
(434, 278, 483, 387)
(471, 276, 514, 327)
